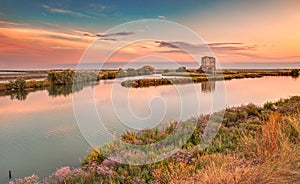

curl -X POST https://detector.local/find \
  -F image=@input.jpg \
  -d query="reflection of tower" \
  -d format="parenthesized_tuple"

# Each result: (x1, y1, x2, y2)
(201, 81, 216, 93)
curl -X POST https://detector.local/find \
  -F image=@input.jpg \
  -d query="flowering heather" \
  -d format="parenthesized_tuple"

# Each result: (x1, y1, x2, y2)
(53, 166, 72, 182)
(9, 174, 39, 184)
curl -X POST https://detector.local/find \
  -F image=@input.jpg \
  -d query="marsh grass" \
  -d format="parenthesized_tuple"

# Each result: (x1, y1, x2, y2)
(152, 112, 300, 184)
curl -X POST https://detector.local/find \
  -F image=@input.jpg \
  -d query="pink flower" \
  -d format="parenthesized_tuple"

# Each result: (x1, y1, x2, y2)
(10, 174, 40, 184)
(54, 166, 72, 182)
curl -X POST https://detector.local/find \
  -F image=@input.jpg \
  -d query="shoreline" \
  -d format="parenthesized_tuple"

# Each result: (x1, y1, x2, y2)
(9, 96, 300, 183)
(121, 69, 299, 88)
(0, 69, 299, 92)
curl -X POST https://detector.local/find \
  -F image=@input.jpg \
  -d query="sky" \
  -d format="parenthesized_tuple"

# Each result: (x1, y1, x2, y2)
(0, 0, 300, 68)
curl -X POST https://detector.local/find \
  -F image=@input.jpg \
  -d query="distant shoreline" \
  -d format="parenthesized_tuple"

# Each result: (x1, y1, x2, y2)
(0, 69, 298, 91)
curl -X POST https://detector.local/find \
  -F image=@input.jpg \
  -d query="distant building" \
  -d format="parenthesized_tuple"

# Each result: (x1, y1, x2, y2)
(199, 56, 216, 74)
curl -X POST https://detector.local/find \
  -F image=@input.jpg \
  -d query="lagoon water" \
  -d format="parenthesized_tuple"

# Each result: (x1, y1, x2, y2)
(0, 76, 300, 183)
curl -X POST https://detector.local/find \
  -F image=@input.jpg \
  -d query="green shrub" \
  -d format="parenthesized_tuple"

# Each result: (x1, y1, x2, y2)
(48, 70, 99, 84)
(101, 71, 118, 79)
(264, 101, 273, 110)
(48, 70, 75, 85)
(8, 79, 26, 90)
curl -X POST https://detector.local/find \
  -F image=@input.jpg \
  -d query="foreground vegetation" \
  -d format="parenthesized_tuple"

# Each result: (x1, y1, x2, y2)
(10, 96, 300, 183)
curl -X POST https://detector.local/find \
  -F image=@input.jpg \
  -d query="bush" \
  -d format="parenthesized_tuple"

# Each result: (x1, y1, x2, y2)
(101, 71, 118, 79)
(8, 79, 26, 90)
(48, 70, 99, 84)
(48, 70, 75, 85)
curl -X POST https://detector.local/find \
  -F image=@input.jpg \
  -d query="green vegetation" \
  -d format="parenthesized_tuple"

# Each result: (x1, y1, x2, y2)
(100, 71, 118, 80)
(0, 70, 99, 92)
(2, 79, 50, 92)
(121, 70, 300, 88)
(0, 80, 50, 100)
(100, 66, 155, 80)
(10, 96, 300, 183)
(121, 75, 226, 88)
(0, 70, 100, 100)
(48, 70, 75, 85)
(162, 72, 205, 77)
(7, 79, 26, 90)
(48, 70, 99, 85)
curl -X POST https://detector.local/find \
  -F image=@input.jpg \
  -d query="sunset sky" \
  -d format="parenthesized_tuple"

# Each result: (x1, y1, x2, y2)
(0, 0, 300, 68)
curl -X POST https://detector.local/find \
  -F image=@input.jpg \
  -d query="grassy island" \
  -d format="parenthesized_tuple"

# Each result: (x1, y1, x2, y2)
(121, 69, 299, 88)
(10, 96, 300, 184)
(0, 70, 100, 100)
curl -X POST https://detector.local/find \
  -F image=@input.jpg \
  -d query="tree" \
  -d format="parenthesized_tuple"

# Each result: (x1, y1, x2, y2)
(8, 79, 26, 90)
(48, 70, 75, 85)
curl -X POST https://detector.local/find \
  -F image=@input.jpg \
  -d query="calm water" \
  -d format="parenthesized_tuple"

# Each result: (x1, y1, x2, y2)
(1, 76, 300, 183)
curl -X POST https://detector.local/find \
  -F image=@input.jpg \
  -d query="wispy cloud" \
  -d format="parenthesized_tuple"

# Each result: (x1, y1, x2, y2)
(208, 42, 244, 47)
(42, 4, 93, 19)
(76, 30, 134, 41)
(156, 41, 179, 49)
(101, 38, 118, 41)
(155, 41, 257, 54)
(0, 20, 24, 26)
(96, 31, 134, 37)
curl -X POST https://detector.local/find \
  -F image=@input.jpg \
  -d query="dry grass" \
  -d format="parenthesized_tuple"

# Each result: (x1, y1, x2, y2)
(152, 113, 300, 184)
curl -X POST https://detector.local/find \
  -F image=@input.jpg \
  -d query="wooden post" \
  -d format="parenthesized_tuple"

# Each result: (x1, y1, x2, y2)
(9, 170, 12, 179)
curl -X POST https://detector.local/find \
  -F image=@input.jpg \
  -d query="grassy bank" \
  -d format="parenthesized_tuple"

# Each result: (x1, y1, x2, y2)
(99, 66, 155, 80)
(10, 96, 300, 183)
(0, 70, 99, 92)
(1, 69, 298, 90)
(121, 74, 257, 88)
(0, 70, 101, 101)
(121, 70, 299, 88)
(0, 79, 51, 92)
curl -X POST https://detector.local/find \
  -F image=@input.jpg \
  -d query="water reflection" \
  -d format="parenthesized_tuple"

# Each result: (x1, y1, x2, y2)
(4, 78, 216, 101)
(9, 90, 29, 101)
(201, 81, 216, 93)
(5, 75, 299, 101)
(5, 81, 99, 100)
(48, 81, 99, 97)
(0, 76, 300, 183)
